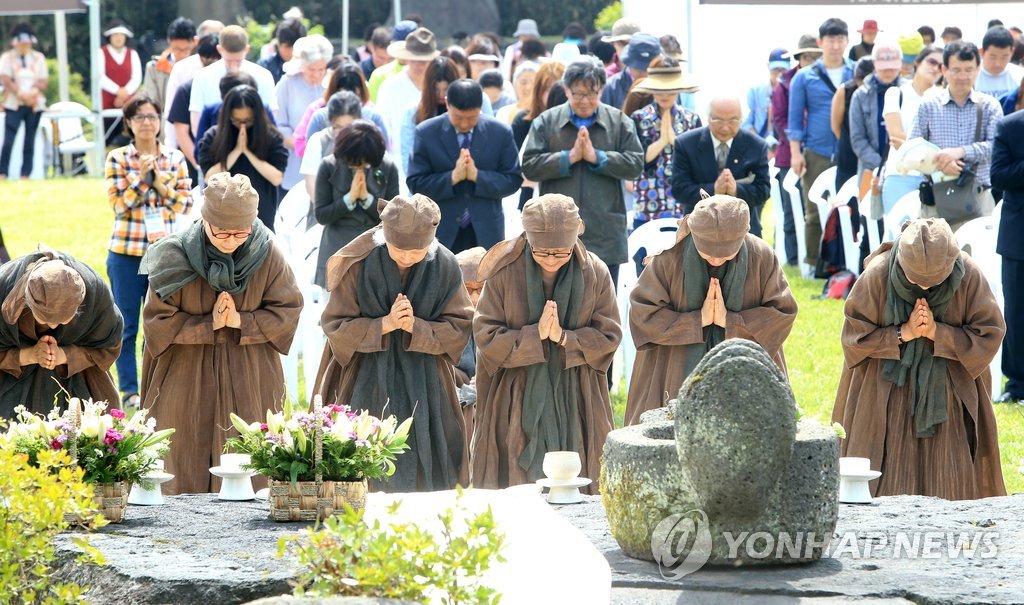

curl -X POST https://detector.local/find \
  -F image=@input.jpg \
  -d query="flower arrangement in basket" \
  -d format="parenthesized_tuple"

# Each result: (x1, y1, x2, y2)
(1, 398, 174, 523)
(226, 396, 412, 522)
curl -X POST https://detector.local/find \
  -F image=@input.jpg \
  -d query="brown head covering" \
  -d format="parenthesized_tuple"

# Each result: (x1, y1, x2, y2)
(202, 172, 259, 231)
(522, 194, 585, 250)
(24, 259, 86, 325)
(897, 218, 960, 288)
(685, 195, 750, 258)
(456, 247, 487, 282)
(379, 194, 440, 250)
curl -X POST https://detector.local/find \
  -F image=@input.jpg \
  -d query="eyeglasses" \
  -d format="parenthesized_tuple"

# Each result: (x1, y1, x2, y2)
(946, 67, 977, 77)
(532, 250, 572, 259)
(209, 229, 252, 240)
(130, 114, 161, 123)
(709, 117, 742, 125)
(568, 89, 600, 101)
(924, 57, 943, 67)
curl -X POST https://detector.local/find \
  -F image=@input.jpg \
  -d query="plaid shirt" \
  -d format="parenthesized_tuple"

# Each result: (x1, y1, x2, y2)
(910, 89, 1002, 187)
(105, 143, 193, 256)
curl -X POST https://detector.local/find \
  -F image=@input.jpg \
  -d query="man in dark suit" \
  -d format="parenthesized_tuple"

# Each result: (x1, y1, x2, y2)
(407, 79, 522, 253)
(991, 109, 1024, 402)
(671, 96, 771, 237)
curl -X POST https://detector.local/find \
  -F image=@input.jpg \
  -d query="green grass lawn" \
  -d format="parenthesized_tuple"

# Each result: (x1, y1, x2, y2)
(2, 177, 1021, 493)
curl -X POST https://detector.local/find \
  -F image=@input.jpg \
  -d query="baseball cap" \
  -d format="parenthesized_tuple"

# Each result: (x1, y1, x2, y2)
(768, 48, 791, 70)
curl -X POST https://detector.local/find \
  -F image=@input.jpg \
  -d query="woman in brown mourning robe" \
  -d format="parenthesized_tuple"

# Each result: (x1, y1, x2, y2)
(472, 194, 621, 492)
(139, 173, 303, 494)
(0, 249, 122, 418)
(625, 195, 798, 426)
(832, 218, 1006, 500)
(315, 194, 474, 492)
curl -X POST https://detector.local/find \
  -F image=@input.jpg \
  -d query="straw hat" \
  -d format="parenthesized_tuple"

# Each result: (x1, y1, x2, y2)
(793, 34, 823, 58)
(387, 27, 441, 62)
(633, 65, 699, 94)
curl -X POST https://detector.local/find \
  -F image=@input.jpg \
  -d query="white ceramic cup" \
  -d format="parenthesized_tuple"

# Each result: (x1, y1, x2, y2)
(220, 453, 251, 470)
(542, 451, 582, 481)
(839, 457, 871, 474)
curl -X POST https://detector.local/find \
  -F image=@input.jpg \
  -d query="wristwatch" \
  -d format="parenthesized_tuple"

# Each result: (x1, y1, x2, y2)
(896, 324, 905, 344)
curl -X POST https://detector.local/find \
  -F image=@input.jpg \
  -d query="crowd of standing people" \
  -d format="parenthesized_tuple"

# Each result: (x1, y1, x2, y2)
(0, 10, 1020, 503)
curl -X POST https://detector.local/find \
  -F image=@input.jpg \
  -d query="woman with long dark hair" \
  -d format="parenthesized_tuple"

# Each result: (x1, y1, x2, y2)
(399, 56, 459, 177)
(198, 85, 289, 231)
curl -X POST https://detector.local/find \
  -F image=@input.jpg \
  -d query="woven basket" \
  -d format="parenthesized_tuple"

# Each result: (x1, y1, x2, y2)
(268, 478, 368, 522)
(267, 396, 368, 522)
(60, 400, 131, 524)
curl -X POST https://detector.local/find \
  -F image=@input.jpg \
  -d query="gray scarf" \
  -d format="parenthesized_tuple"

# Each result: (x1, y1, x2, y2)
(140, 220, 273, 301)
(880, 242, 965, 438)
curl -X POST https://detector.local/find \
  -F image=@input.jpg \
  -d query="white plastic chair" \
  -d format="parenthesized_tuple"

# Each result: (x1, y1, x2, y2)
(175, 186, 204, 233)
(807, 166, 839, 232)
(781, 168, 809, 275)
(768, 160, 787, 260)
(45, 101, 95, 176)
(615, 218, 680, 392)
(831, 176, 863, 275)
(883, 191, 921, 242)
(955, 204, 1003, 399)
(275, 186, 326, 403)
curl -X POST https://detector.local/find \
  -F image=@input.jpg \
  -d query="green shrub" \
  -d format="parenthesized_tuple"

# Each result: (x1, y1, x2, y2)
(593, 2, 622, 33)
(0, 441, 106, 604)
(279, 487, 506, 604)
(43, 59, 92, 109)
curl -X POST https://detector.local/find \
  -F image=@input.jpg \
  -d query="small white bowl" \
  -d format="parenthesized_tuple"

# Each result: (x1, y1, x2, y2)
(542, 451, 582, 481)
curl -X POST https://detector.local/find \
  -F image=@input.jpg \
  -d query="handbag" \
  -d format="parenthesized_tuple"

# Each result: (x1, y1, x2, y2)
(925, 102, 991, 225)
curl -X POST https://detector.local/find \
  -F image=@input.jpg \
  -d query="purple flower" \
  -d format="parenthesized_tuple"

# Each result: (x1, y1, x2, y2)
(104, 428, 123, 445)
(110, 408, 126, 419)
(107, 447, 119, 456)
(55, 433, 68, 444)
(260, 423, 269, 432)
(355, 439, 370, 448)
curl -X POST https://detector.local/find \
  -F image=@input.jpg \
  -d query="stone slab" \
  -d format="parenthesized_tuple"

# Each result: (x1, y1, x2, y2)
(54, 491, 1024, 604)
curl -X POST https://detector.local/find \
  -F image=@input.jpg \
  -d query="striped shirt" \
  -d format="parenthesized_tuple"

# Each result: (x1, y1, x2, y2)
(105, 143, 193, 256)
(910, 89, 1002, 187)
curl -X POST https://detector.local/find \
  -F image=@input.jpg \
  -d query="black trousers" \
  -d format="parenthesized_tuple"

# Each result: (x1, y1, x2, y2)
(1, 106, 42, 178)
(1002, 256, 1023, 396)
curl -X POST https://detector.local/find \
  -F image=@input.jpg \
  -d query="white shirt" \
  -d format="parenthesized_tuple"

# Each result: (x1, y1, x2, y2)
(100, 45, 142, 96)
(825, 66, 845, 90)
(188, 59, 278, 131)
(882, 81, 941, 173)
(375, 69, 420, 156)
(300, 128, 330, 177)
(163, 54, 205, 148)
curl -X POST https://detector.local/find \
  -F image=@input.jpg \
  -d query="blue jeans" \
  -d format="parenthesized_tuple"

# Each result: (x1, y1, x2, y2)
(1, 106, 42, 178)
(881, 174, 925, 215)
(106, 251, 148, 395)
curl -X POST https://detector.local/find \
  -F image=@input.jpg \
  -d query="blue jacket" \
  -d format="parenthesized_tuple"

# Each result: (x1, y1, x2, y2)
(742, 82, 773, 140)
(406, 114, 522, 250)
(786, 58, 854, 158)
(992, 110, 1024, 260)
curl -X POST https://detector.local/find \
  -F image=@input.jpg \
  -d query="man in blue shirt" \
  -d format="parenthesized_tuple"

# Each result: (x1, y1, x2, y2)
(787, 17, 853, 267)
(742, 48, 790, 144)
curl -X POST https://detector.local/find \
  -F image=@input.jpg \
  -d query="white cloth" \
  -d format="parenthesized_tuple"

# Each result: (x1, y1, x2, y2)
(100, 45, 142, 96)
(163, 54, 205, 149)
(188, 59, 278, 126)
(300, 128, 330, 177)
(826, 66, 844, 90)
(375, 68, 420, 158)
(882, 82, 940, 175)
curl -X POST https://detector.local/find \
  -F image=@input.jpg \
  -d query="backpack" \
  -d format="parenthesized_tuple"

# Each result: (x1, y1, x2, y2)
(817, 270, 857, 300)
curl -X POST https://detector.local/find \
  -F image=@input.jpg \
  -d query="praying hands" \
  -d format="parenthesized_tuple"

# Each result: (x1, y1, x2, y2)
(213, 292, 241, 330)
(568, 126, 598, 165)
(538, 300, 564, 344)
(901, 298, 937, 342)
(700, 278, 727, 329)
(19, 335, 66, 370)
(383, 293, 415, 334)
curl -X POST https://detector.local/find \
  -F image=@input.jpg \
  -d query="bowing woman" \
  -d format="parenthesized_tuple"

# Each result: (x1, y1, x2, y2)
(0, 249, 123, 418)
(139, 172, 302, 494)
(471, 194, 621, 492)
(315, 194, 473, 492)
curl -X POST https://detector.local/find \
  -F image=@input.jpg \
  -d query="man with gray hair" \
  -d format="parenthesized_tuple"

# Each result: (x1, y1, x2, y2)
(522, 57, 644, 284)
(672, 96, 771, 237)
(163, 19, 225, 148)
